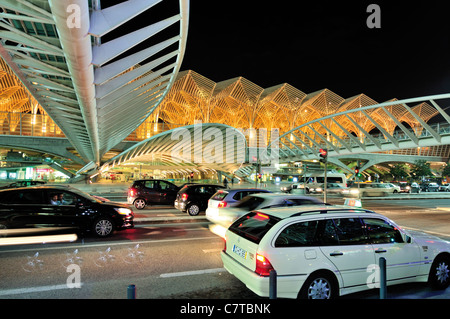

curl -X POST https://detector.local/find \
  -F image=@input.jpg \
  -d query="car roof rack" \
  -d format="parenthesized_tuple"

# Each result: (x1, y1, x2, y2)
(290, 207, 375, 217)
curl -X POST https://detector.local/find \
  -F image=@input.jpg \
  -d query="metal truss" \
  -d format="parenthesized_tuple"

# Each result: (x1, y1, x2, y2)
(0, 0, 189, 170)
(272, 93, 450, 162)
(100, 123, 247, 175)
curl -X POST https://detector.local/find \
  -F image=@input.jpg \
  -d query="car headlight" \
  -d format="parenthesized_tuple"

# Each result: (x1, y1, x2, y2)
(350, 189, 359, 194)
(114, 208, 132, 215)
(405, 186, 410, 189)
(316, 188, 322, 192)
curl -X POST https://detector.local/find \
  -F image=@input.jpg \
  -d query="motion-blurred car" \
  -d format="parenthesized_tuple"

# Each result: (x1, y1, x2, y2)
(0, 186, 133, 237)
(350, 183, 395, 197)
(174, 184, 225, 216)
(307, 183, 354, 196)
(127, 179, 180, 209)
(385, 183, 401, 193)
(206, 193, 325, 229)
(397, 182, 411, 193)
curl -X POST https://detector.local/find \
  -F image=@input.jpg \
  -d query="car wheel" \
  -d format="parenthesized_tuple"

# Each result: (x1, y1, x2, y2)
(187, 204, 200, 216)
(429, 255, 450, 290)
(93, 217, 114, 237)
(134, 198, 146, 210)
(299, 272, 337, 299)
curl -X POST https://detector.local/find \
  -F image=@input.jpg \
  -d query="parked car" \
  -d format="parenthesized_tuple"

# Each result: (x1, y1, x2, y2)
(206, 193, 325, 229)
(0, 186, 134, 237)
(410, 182, 421, 193)
(349, 183, 395, 197)
(127, 179, 180, 209)
(0, 180, 46, 189)
(174, 184, 225, 216)
(280, 183, 305, 194)
(421, 182, 440, 192)
(397, 182, 411, 193)
(221, 205, 450, 299)
(439, 184, 450, 192)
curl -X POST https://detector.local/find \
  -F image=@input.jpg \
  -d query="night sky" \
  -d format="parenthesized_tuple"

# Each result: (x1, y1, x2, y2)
(179, 1, 450, 103)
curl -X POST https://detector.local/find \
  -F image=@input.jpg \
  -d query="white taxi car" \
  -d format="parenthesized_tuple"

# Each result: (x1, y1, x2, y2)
(221, 205, 450, 299)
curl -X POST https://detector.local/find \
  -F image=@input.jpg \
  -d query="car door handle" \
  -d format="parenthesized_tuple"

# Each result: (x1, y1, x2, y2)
(375, 249, 387, 253)
(329, 252, 343, 256)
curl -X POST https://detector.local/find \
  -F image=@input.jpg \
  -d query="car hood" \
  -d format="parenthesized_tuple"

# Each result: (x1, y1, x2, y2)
(97, 200, 130, 209)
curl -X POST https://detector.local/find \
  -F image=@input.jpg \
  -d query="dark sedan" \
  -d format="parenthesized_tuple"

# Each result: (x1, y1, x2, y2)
(174, 184, 225, 216)
(127, 179, 180, 209)
(0, 186, 134, 237)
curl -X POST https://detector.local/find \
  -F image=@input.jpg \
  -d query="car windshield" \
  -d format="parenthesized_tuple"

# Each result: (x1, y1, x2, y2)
(229, 212, 281, 244)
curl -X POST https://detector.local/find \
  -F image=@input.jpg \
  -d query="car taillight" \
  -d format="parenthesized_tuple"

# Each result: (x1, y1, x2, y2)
(255, 253, 274, 277)
(218, 201, 227, 208)
(223, 236, 227, 252)
(129, 188, 136, 197)
(181, 193, 188, 201)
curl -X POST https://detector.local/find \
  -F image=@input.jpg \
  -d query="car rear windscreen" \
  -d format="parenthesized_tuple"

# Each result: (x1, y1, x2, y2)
(229, 212, 281, 244)
(211, 190, 228, 200)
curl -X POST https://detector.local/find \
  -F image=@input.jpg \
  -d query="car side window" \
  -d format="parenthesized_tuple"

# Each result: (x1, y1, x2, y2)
(159, 181, 171, 190)
(275, 220, 320, 247)
(7, 190, 44, 204)
(320, 218, 367, 245)
(363, 218, 404, 244)
(144, 181, 156, 189)
(233, 191, 248, 200)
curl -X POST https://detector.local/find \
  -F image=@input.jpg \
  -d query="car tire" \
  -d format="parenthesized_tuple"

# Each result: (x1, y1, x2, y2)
(298, 271, 337, 299)
(429, 255, 450, 290)
(134, 198, 146, 210)
(93, 217, 114, 237)
(187, 203, 200, 216)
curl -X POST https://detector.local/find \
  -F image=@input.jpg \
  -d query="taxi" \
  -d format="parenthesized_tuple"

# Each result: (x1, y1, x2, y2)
(221, 205, 450, 299)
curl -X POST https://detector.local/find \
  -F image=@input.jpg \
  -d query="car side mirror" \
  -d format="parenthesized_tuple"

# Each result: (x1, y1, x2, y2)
(404, 235, 412, 243)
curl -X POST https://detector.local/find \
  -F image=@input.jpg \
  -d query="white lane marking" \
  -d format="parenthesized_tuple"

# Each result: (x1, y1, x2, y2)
(0, 284, 82, 296)
(0, 236, 219, 254)
(160, 268, 226, 278)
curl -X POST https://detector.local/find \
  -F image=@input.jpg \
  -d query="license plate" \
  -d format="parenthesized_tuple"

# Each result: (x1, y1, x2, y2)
(232, 244, 247, 259)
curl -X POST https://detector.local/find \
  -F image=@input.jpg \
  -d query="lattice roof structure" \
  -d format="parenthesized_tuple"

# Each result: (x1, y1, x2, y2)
(154, 70, 443, 142)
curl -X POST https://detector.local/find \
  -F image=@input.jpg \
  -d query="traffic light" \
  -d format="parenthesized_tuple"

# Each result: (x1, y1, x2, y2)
(319, 148, 328, 163)
(354, 167, 362, 178)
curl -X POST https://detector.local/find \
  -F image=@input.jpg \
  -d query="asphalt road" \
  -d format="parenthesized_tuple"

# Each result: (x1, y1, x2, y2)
(0, 195, 449, 301)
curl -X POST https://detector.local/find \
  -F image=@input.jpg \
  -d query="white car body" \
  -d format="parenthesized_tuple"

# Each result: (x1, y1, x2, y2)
(206, 193, 324, 229)
(221, 205, 450, 299)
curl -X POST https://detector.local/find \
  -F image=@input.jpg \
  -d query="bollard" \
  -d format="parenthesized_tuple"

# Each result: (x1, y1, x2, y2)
(269, 269, 277, 299)
(127, 284, 136, 299)
(379, 257, 387, 299)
